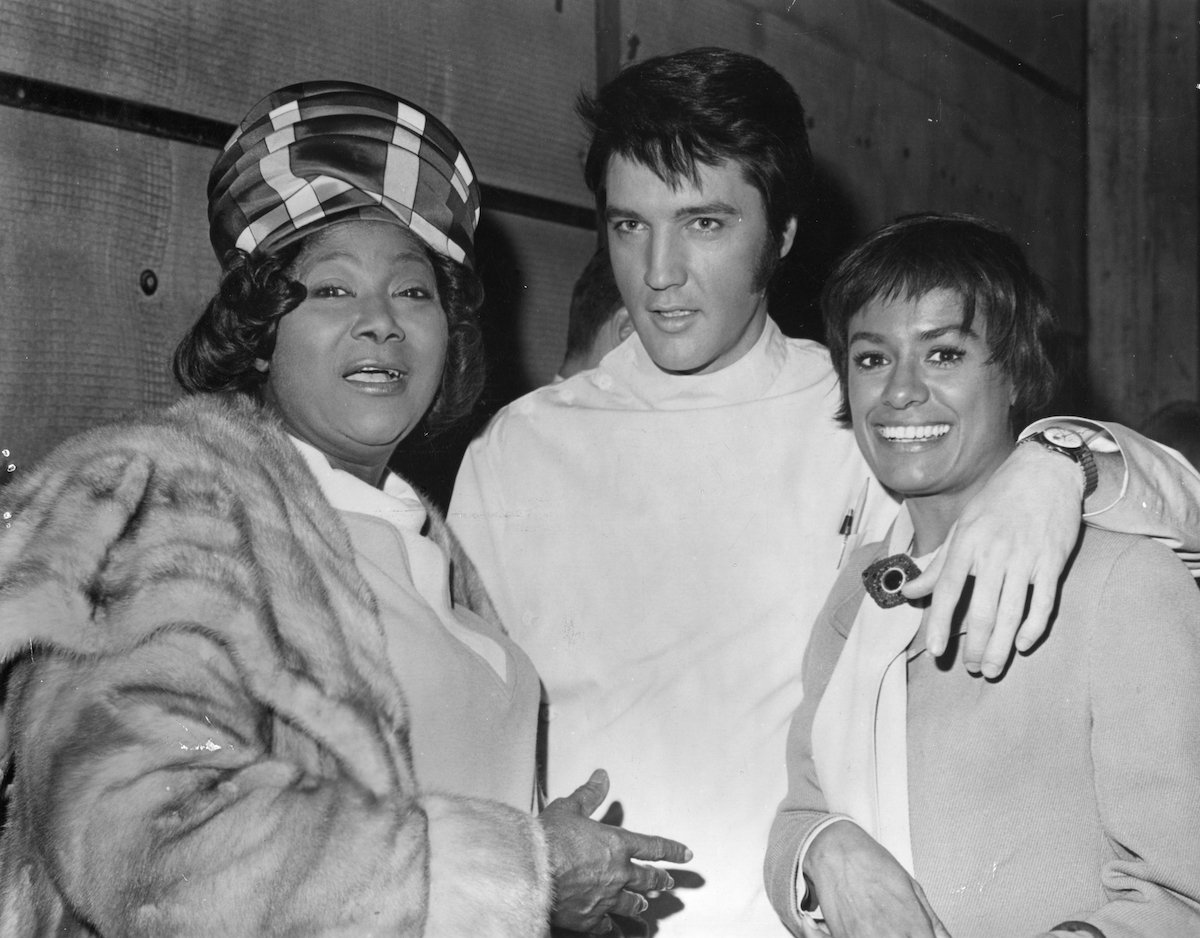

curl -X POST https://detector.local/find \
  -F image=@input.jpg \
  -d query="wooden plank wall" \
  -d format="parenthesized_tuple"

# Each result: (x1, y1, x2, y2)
(0, 0, 1127, 501)
(1088, 0, 1199, 426)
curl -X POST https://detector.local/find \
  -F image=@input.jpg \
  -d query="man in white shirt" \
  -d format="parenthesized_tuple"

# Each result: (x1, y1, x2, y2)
(450, 47, 1200, 936)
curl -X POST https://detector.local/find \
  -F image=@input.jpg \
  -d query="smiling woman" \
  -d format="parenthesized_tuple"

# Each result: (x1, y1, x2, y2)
(766, 213, 1200, 938)
(0, 80, 686, 938)
(845, 286, 1018, 550)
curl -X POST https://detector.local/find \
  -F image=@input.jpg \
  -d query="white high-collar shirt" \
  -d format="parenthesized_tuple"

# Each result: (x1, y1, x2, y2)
(452, 320, 892, 934)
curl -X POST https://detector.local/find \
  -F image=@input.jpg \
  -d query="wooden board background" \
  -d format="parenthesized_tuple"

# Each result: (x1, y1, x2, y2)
(0, 0, 1193, 501)
(1087, 0, 1200, 423)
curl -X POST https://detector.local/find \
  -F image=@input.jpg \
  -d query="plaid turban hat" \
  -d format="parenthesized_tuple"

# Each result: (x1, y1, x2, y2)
(208, 80, 482, 266)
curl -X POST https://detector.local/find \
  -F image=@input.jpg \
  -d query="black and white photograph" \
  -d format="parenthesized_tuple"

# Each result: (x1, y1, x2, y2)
(0, 3, 1197, 936)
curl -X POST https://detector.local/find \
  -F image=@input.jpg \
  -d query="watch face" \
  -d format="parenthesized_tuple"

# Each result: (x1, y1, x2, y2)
(1043, 426, 1084, 449)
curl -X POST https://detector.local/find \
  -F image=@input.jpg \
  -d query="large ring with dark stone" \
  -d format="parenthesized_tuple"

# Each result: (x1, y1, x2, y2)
(862, 553, 922, 608)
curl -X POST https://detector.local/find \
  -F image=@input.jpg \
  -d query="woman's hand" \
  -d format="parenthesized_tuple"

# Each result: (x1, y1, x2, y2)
(539, 769, 692, 934)
(804, 821, 951, 938)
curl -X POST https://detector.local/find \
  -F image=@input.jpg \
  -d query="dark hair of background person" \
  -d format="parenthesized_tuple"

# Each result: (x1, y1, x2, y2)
(563, 248, 623, 364)
(1142, 399, 1200, 469)
(173, 243, 487, 436)
(822, 212, 1060, 426)
(577, 46, 815, 255)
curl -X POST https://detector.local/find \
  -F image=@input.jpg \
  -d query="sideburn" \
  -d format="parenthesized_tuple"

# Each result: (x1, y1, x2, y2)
(751, 232, 783, 294)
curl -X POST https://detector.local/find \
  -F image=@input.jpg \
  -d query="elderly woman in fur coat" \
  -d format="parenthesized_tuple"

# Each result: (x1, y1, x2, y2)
(0, 81, 688, 938)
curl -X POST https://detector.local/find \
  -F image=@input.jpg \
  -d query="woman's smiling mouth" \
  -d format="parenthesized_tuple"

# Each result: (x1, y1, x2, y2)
(876, 423, 951, 441)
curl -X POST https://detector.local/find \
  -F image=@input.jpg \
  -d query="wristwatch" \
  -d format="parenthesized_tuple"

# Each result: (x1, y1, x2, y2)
(1019, 425, 1099, 500)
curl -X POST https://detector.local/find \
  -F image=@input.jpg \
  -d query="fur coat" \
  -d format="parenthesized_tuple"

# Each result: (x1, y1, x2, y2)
(0, 394, 550, 937)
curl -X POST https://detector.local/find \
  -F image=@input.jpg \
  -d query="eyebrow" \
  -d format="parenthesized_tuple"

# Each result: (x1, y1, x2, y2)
(850, 323, 978, 342)
(605, 200, 740, 223)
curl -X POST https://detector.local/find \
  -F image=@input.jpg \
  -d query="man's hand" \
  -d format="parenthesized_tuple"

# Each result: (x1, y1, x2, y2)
(805, 821, 951, 938)
(901, 442, 1083, 676)
(539, 769, 692, 934)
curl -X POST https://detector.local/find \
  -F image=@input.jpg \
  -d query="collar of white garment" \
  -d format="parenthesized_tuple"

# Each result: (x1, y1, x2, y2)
(288, 434, 511, 681)
(287, 434, 428, 533)
(601, 314, 790, 409)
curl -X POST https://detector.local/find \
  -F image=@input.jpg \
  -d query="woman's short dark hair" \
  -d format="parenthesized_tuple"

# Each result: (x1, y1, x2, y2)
(173, 235, 486, 435)
(577, 46, 813, 248)
(822, 213, 1059, 425)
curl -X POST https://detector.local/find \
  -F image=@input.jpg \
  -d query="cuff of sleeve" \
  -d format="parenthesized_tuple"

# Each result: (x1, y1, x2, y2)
(1020, 416, 1126, 517)
(792, 815, 858, 922)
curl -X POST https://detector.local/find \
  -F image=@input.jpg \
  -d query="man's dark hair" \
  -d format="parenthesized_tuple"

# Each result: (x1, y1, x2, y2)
(822, 212, 1060, 425)
(173, 239, 486, 435)
(577, 46, 814, 248)
(563, 249, 623, 362)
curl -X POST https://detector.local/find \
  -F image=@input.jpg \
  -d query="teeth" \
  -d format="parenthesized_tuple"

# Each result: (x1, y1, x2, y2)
(655, 309, 695, 318)
(878, 424, 950, 441)
(347, 367, 400, 383)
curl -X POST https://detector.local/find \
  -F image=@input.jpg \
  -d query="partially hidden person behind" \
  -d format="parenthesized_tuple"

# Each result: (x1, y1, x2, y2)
(556, 247, 633, 381)
(0, 81, 687, 938)
(765, 213, 1200, 938)
(449, 47, 1200, 938)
